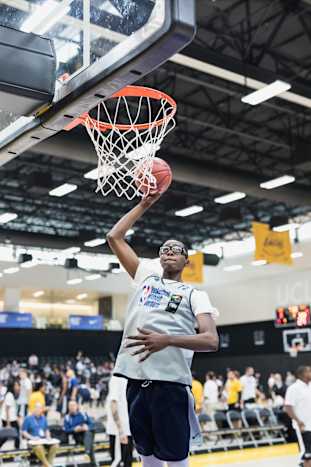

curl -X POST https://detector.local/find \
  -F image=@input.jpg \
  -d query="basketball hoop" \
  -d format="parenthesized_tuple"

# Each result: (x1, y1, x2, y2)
(65, 86, 177, 200)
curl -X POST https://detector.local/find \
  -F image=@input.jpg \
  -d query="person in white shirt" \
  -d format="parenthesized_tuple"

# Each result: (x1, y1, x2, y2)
(106, 375, 132, 467)
(285, 366, 311, 467)
(0, 379, 20, 449)
(203, 372, 219, 417)
(240, 367, 257, 406)
(18, 369, 32, 417)
(28, 354, 39, 369)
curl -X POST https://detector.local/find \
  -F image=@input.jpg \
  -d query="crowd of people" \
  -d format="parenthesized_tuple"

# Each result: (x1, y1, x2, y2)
(191, 367, 297, 416)
(0, 352, 114, 466)
(0, 354, 308, 467)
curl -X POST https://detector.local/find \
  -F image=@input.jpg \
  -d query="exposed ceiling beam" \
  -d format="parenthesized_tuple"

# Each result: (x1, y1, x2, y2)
(29, 133, 311, 207)
(171, 48, 311, 110)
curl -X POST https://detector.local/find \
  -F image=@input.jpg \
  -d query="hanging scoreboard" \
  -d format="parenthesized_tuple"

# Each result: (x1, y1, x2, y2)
(275, 304, 311, 328)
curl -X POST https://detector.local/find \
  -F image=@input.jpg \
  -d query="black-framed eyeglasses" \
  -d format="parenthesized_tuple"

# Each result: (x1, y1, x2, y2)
(159, 245, 188, 257)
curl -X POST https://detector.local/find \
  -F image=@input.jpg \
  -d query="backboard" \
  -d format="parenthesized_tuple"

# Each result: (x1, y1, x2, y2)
(0, 0, 195, 164)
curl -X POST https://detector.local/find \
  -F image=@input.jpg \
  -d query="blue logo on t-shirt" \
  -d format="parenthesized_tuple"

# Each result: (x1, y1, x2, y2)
(140, 285, 170, 308)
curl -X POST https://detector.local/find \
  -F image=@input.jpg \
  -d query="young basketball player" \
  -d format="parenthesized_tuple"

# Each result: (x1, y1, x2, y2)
(107, 192, 219, 467)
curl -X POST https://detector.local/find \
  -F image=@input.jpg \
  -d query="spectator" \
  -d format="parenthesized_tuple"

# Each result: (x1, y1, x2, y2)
(106, 376, 132, 467)
(18, 369, 32, 417)
(57, 370, 68, 415)
(78, 379, 92, 406)
(286, 371, 296, 387)
(0, 379, 20, 449)
(64, 400, 97, 466)
(29, 382, 46, 414)
(240, 367, 257, 406)
(203, 372, 219, 417)
(192, 373, 204, 414)
(268, 372, 276, 391)
(22, 402, 59, 467)
(66, 369, 79, 402)
(28, 354, 39, 369)
(285, 366, 311, 467)
(225, 370, 242, 410)
(271, 373, 286, 406)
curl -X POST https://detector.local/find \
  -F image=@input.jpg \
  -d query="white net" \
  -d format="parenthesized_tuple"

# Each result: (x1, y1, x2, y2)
(84, 92, 176, 200)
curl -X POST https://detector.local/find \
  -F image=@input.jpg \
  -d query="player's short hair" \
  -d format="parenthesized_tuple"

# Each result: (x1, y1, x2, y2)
(296, 365, 310, 379)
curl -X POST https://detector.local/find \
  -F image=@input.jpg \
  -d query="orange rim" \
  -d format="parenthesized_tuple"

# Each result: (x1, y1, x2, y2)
(65, 85, 177, 132)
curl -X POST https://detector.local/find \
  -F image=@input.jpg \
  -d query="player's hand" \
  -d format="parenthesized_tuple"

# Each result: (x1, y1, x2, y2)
(125, 328, 170, 362)
(139, 192, 161, 210)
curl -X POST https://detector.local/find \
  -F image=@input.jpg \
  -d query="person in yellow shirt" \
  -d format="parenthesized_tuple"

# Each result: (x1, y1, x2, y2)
(192, 373, 204, 414)
(28, 382, 46, 414)
(225, 370, 242, 410)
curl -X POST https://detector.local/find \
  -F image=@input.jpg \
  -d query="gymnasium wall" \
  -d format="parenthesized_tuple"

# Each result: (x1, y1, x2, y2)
(1, 321, 309, 383)
(207, 267, 311, 326)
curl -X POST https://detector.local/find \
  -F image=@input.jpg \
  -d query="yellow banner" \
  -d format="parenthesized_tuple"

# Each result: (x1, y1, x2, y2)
(182, 252, 204, 283)
(252, 222, 292, 265)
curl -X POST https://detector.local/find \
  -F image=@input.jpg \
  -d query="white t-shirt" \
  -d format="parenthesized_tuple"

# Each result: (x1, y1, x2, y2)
(285, 379, 311, 431)
(240, 375, 257, 401)
(203, 380, 219, 404)
(134, 259, 219, 319)
(106, 376, 131, 436)
(1, 392, 18, 422)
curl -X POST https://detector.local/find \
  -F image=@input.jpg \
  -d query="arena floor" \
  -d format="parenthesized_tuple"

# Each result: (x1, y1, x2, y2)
(134, 444, 299, 467)
(188, 445, 299, 467)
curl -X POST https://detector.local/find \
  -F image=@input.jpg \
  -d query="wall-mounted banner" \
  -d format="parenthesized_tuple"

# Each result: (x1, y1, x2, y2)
(0, 311, 33, 328)
(182, 252, 204, 283)
(252, 222, 292, 265)
(69, 315, 103, 331)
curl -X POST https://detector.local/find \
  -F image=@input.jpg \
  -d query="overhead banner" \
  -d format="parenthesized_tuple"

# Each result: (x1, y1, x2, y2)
(182, 252, 204, 284)
(252, 222, 292, 265)
(69, 315, 103, 331)
(0, 312, 33, 328)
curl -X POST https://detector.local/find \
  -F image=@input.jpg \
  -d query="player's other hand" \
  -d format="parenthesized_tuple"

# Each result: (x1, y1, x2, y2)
(125, 328, 170, 362)
(139, 191, 162, 209)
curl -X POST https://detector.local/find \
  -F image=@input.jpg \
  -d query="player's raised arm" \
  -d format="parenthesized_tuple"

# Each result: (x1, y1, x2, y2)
(107, 193, 161, 278)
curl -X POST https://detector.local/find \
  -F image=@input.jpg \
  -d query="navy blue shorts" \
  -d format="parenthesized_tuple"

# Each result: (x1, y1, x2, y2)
(126, 379, 190, 461)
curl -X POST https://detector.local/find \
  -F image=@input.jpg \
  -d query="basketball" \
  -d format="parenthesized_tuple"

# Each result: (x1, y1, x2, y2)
(136, 157, 172, 195)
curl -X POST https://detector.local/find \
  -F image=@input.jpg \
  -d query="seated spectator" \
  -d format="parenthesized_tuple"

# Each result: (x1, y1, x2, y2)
(78, 379, 92, 405)
(64, 400, 97, 466)
(29, 382, 46, 414)
(0, 379, 20, 449)
(22, 403, 59, 467)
